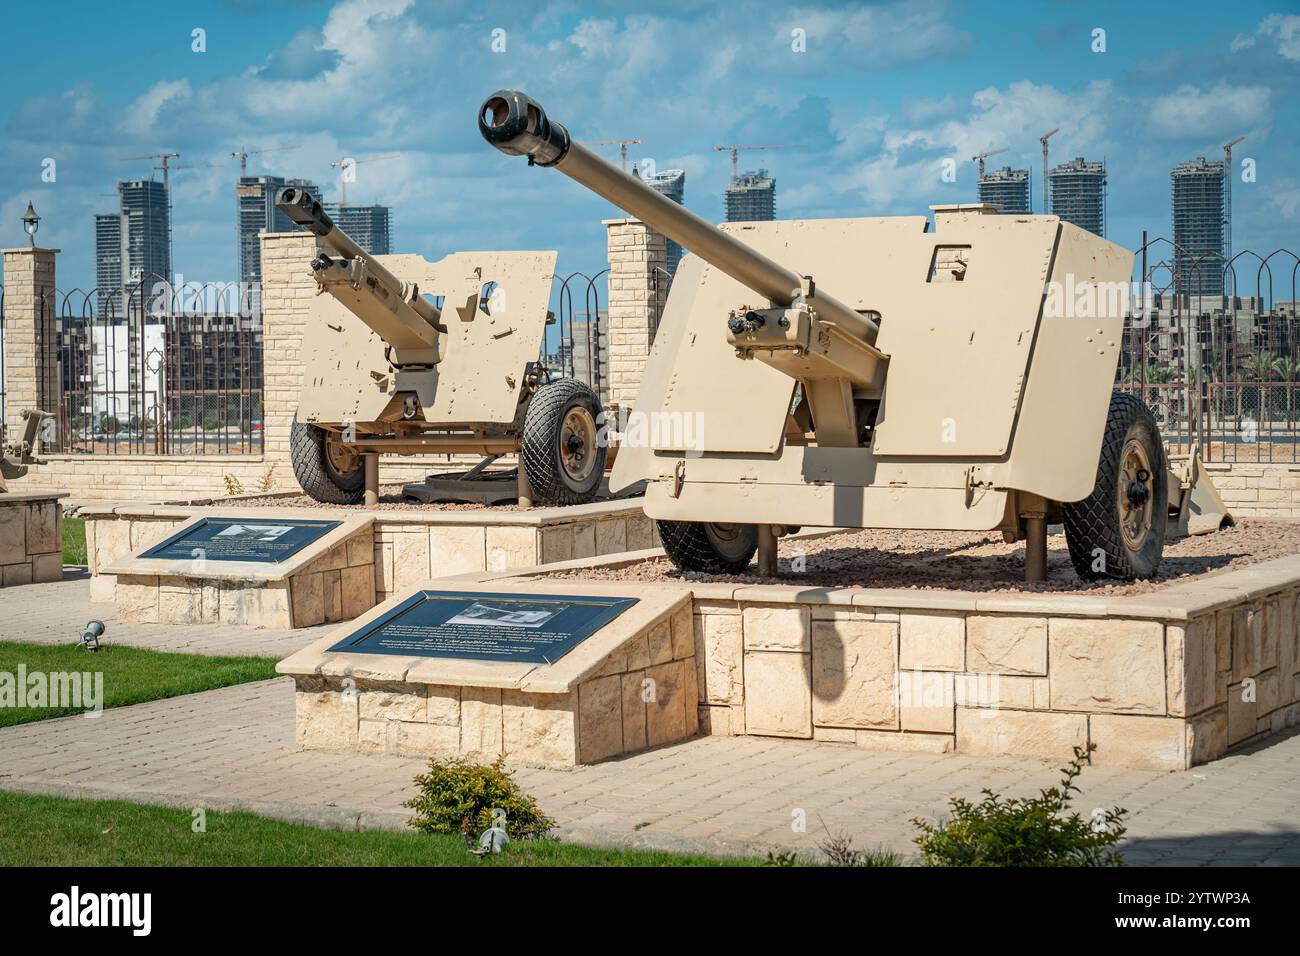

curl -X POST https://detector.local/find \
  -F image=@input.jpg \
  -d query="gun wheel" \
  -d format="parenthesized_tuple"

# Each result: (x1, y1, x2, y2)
(521, 378, 607, 506)
(290, 412, 365, 504)
(657, 521, 758, 574)
(1063, 391, 1167, 580)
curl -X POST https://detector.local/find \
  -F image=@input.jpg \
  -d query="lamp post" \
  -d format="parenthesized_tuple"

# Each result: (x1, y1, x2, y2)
(22, 201, 40, 248)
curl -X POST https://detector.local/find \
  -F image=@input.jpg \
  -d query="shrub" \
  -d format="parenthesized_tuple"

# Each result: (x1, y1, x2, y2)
(912, 744, 1127, 867)
(818, 824, 900, 867)
(405, 755, 554, 841)
(222, 474, 244, 497)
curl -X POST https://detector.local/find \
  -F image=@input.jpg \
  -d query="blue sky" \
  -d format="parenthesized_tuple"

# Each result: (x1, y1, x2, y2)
(2, 0, 1298, 300)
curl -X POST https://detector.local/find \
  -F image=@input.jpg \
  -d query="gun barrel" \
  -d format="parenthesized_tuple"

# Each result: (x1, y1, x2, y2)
(277, 186, 365, 261)
(479, 90, 877, 343)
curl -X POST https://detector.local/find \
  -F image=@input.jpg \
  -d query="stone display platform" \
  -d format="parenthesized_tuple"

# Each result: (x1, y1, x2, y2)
(433, 547, 1300, 772)
(102, 515, 377, 630)
(0, 492, 66, 587)
(82, 498, 658, 609)
(277, 582, 697, 766)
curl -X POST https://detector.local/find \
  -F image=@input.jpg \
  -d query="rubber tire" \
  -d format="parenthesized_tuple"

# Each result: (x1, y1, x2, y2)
(1063, 391, 1167, 581)
(290, 414, 365, 505)
(658, 521, 758, 574)
(521, 379, 607, 506)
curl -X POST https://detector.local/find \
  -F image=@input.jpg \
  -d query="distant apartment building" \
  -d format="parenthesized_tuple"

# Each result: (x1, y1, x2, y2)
(1049, 157, 1106, 237)
(322, 203, 391, 255)
(977, 166, 1031, 214)
(236, 175, 320, 288)
(1171, 157, 1226, 297)
(641, 167, 686, 278)
(95, 179, 170, 315)
(725, 169, 776, 222)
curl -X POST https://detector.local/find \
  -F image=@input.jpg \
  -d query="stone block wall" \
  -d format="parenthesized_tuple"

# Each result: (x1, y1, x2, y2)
(1206, 463, 1300, 518)
(293, 601, 697, 766)
(85, 505, 657, 606)
(0, 494, 62, 587)
(114, 526, 376, 630)
(604, 218, 667, 409)
(691, 591, 1300, 770)
(1, 247, 58, 444)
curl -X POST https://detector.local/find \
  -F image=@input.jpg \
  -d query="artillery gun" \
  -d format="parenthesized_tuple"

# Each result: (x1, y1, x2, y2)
(275, 186, 605, 507)
(479, 90, 1231, 581)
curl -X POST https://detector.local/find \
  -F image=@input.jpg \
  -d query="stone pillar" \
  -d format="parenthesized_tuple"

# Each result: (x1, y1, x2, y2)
(259, 232, 321, 462)
(2, 247, 59, 445)
(604, 218, 667, 409)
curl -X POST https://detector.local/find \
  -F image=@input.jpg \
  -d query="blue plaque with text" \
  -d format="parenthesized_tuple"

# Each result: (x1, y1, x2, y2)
(328, 590, 639, 664)
(139, 517, 341, 564)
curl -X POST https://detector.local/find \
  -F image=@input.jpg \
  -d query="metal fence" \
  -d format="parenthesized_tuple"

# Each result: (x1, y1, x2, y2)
(47, 277, 262, 455)
(547, 270, 608, 397)
(1119, 236, 1300, 462)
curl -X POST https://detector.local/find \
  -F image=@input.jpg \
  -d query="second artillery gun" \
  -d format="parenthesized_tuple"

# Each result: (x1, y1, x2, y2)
(480, 90, 1231, 582)
(276, 186, 605, 507)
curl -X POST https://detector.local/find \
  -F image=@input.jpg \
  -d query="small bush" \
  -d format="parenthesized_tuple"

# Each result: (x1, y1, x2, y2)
(405, 755, 554, 841)
(817, 823, 900, 867)
(223, 474, 244, 497)
(912, 744, 1127, 867)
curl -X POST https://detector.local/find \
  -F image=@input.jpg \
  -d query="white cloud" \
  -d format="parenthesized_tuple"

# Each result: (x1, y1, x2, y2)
(1148, 82, 1272, 140)
(829, 80, 1117, 208)
(1233, 13, 1300, 61)
(121, 79, 192, 137)
(1269, 178, 1300, 220)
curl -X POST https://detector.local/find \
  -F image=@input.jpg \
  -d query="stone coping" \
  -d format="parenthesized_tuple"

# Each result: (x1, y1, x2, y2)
(277, 580, 691, 694)
(456, 546, 1300, 624)
(0, 491, 69, 505)
(102, 513, 376, 583)
(79, 497, 648, 529)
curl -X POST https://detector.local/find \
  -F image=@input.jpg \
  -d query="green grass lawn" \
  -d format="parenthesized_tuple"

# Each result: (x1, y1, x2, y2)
(0, 642, 278, 727)
(0, 791, 762, 867)
(62, 516, 86, 565)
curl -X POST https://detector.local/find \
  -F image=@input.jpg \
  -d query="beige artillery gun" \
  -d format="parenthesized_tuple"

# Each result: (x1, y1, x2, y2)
(1, 409, 54, 493)
(480, 90, 1231, 582)
(275, 186, 605, 507)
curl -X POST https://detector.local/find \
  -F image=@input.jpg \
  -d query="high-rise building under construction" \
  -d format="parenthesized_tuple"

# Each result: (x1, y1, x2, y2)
(977, 166, 1030, 214)
(1049, 157, 1106, 237)
(642, 167, 686, 278)
(725, 169, 775, 222)
(1171, 157, 1225, 297)
(236, 175, 321, 288)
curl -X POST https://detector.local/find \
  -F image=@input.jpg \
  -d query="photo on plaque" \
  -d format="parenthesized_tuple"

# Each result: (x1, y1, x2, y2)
(138, 517, 341, 564)
(328, 590, 640, 665)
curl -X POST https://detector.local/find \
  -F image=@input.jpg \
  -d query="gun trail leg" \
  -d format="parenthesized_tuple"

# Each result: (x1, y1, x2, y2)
(517, 454, 533, 509)
(364, 454, 379, 507)
(757, 524, 779, 576)
(1024, 513, 1047, 583)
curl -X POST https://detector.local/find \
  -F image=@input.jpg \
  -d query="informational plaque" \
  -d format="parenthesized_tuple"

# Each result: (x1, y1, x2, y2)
(328, 590, 639, 664)
(139, 517, 341, 564)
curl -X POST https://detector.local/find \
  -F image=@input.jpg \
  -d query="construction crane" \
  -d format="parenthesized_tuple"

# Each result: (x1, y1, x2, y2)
(1039, 129, 1059, 215)
(330, 153, 400, 204)
(230, 145, 297, 177)
(1223, 135, 1245, 263)
(120, 151, 181, 186)
(972, 147, 1007, 181)
(588, 139, 642, 173)
(713, 144, 796, 180)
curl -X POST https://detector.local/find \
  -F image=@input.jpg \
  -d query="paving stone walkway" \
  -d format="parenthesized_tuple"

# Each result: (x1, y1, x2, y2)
(1, 573, 329, 658)
(2, 576, 1299, 864)
(2, 677, 1298, 864)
